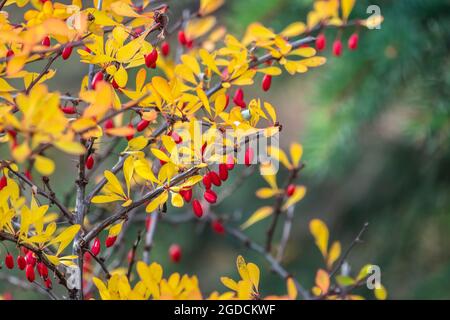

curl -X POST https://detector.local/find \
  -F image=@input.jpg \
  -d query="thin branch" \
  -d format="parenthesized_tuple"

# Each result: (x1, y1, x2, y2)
(126, 231, 142, 279)
(276, 205, 295, 262)
(2, 162, 75, 225)
(142, 211, 158, 264)
(0, 273, 59, 300)
(329, 222, 369, 278)
(85, 249, 111, 279)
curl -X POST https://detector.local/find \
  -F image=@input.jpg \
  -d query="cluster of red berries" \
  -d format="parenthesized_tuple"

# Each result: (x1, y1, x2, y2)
(316, 32, 359, 57)
(3, 248, 52, 288)
(90, 234, 117, 257)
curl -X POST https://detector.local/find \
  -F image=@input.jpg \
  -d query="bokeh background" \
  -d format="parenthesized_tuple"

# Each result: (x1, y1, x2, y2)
(2, 0, 450, 299)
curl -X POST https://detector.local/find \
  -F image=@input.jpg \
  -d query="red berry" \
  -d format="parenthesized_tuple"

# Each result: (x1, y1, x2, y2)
(145, 49, 158, 68)
(218, 164, 229, 181)
(17, 256, 26, 270)
(224, 94, 230, 110)
(169, 244, 181, 263)
(233, 88, 246, 108)
(126, 123, 134, 141)
(171, 132, 183, 144)
(286, 184, 296, 197)
(5, 253, 14, 269)
(186, 39, 193, 49)
(211, 220, 225, 235)
(37, 262, 48, 279)
(104, 119, 114, 130)
(204, 189, 217, 204)
(61, 106, 77, 114)
(6, 49, 14, 57)
(262, 74, 272, 92)
(0, 175, 7, 190)
(61, 45, 73, 60)
(316, 33, 326, 51)
(137, 119, 150, 132)
(84, 46, 92, 53)
(41, 36, 51, 47)
(112, 79, 120, 89)
(85, 154, 94, 170)
(348, 33, 359, 50)
(332, 39, 343, 57)
(161, 42, 170, 56)
(244, 147, 254, 167)
(178, 31, 187, 46)
(25, 264, 35, 282)
(105, 236, 117, 248)
(226, 155, 235, 170)
(209, 171, 221, 187)
(25, 251, 36, 267)
(91, 71, 103, 90)
(45, 278, 52, 289)
(192, 199, 203, 218)
(202, 174, 212, 189)
(25, 170, 32, 181)
(179, 188, 192, 203)
(91, 238, 101, 256)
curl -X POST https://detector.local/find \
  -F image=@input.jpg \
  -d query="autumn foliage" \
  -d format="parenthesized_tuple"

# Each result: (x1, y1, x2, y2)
(0, 0, 386, 300)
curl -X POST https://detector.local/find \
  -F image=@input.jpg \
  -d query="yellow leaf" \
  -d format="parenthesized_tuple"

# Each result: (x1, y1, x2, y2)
(54, 141, 85, 155)
(152, 76, 173, 103)
(199, 0, 224, 16)
(310, 219, 329, 258)
(109, 221, 124, 237)
(257, 66, 282, 76)
(315, 269, 330, 295)
(48, 224, 81, 256)
(128, 136, 148, 151)
(290, 143, 303, 168)
(263, 102, 277, 123)
(241, 206, 274, 229)
(236, 255, 250, 282)
(267, 146, 291, 169)
(255, 187, 278, 199)
(289, 47, 317, 58)
(300, 57, 327, 67)
(0, 78, 16, 92)
(220, 277, 238, 291)
(185, 17, 216, 40)
(114, 65, 128, 88)
(34, 155, 55, 176)
(282, 185, 306, 210)
(327, 241, 341, 269)
(199, 49, 221, 76)
(105, 126, 135, 137)
(104, 170, 126, 198)
(151, 148, 171, 163)
(247, 262, 260, 291)
(196, 87, 211, 115)
(287, 277, 297, 300)
(145, 191, 168, 212)
(374, 284, 387, 300)
(341, 0, 356, 20)
(171, 192, 184, 208)
(280, 22, 306, 38)
(110, 2, 141, 17)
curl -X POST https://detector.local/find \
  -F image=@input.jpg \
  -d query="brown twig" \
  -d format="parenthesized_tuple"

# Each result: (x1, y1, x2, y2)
(126, 231, 142, 279)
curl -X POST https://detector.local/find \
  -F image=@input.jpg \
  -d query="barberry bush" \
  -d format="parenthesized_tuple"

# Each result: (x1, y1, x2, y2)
(0, 0, 386, 300)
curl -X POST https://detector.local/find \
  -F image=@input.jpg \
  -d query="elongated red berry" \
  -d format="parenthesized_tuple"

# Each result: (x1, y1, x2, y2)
(179, 188, 192, 203)
(171, 132, 183, 144)
(45, 278, 52, 289)
(192, 199, 203, 218)
(41, 36, 51, 47)
(224, 94, 230, 110)
(186, 39, 193, 49)
(25, 170, 32, 181)
(85, 154, 94, 170)
(0, 175, 7, 190)
(105, 236, 117, 248)
(137, 119, 150, 132)
(91, 71, 103, 90)
(226, 155, 235, 170)
(244, 147, 254, 167)
(91, 238, 101, 256)
(104, 119, 114, 130)
(178, 31, 187, 46)
(61, 106, 77, 114)
(209, 171, 221, 187)
(25, 264, 35, 282)
(145, 49, 158, 68)
(204, 189, 217, 204)
(233, 88, 246, 108)
(286, 184, 296, 197)
(17, 256, 26, 270)
(37, 262, 48, 279)
(262, 74, 272, 92)
(25, 251, 36, 267)
(316, 33, 326, 51)
(6, 49, 14, 58)
(219, 164, 228, 181)
(169, 244, 181, 263)
(145, 216, 152, 231)
(61, 45, 73, 60)
(211, 219, 225, 234)
(112, 79, 120, 89)
(348, 33, 359, 50)
(202, 174, 212, 189)
(161, 42, 170, 56)
(5, 253, 14, 269)
(333, 39, 343, 57)
(126, 123, 134, 141)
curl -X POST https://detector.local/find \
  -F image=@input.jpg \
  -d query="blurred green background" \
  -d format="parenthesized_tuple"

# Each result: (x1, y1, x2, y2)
(2, 0, 450, 299)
